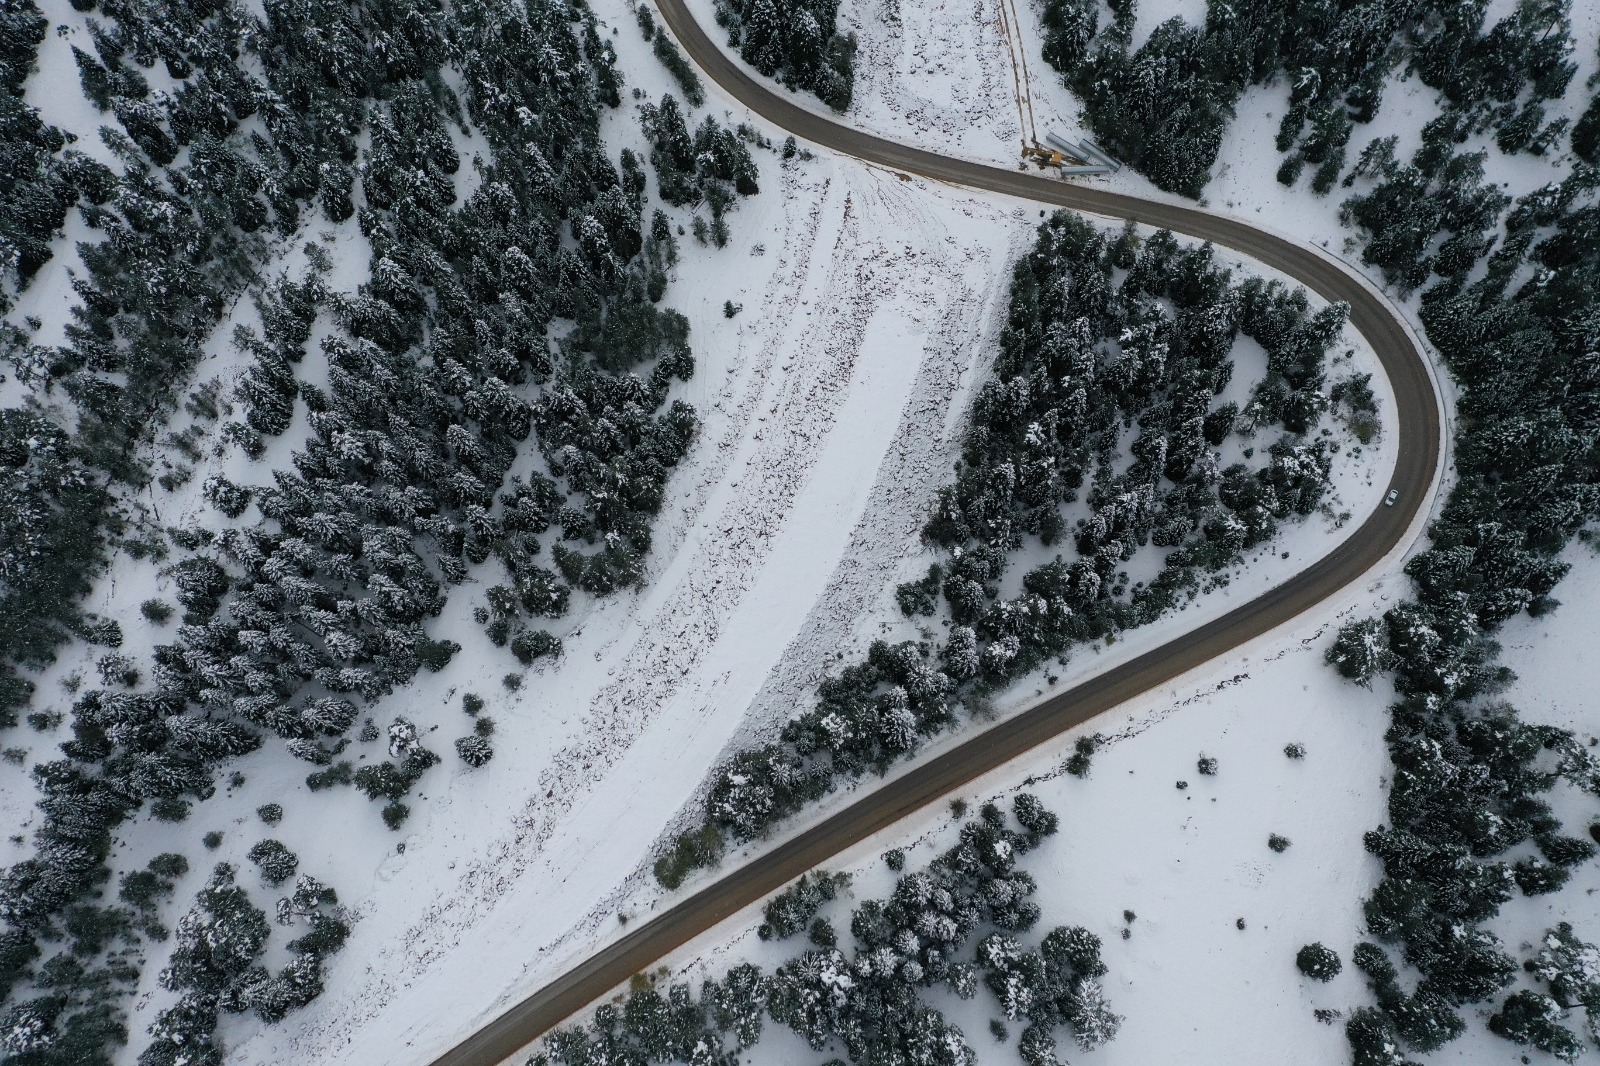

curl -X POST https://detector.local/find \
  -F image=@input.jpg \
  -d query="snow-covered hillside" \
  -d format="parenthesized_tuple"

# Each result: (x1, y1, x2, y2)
(245, 132, 1403, 1066)
(7, 0, 1592, 1060)
(512, 0, 1600, 1063)
(211, 11, 1407, 1063)
(233, 152, 1043, 1066)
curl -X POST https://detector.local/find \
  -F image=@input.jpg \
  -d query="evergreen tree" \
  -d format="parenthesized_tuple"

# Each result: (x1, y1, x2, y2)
(1489, 990, 1584, 1061)
(1296, 942, 1342, 981)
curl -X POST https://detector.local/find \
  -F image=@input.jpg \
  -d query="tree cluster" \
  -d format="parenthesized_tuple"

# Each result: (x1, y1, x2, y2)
(757, 870, 849, 941)
(1338, 119, 1510, 296)
(0, 412, 108, 729)
(640, 93, 759, 248)
(635, 7, 705, 107)
(712, 0, 856, 111)
(660, 213, 1348, 887)
(1035, 0, 1581, 197)
(1409, 0, 1576, 156)
(0, 0, 80, 306)
(138, 863, 347, 1065)
(1488, 990, 1585, 1062)
(545, 797, 1119, 1066)
(1514, 922, 1600, 1052)
(1573, 41, 1600, 166)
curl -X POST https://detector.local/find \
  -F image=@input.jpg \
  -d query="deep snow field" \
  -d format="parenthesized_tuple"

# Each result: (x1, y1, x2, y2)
(5, 0, 1597, 1061)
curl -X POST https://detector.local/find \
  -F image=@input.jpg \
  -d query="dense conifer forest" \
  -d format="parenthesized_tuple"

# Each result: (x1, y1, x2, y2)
(1037, 0, 1581, 198)
(0, 0, 760, 1059)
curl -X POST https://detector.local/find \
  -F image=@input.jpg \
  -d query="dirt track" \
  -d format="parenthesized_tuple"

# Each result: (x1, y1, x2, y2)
(424, 8, 1442, 1063)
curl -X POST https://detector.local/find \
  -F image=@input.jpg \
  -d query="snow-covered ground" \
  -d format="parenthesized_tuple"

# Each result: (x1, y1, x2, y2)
(241, 149, 1402, 1066)
(477, 3, 1599, 1066)
(648, 591, 1399, 1066)
(220, 17, 1409, 1066)
(4, 0, 1556, 1060)
(631, 547, 1600, 1066)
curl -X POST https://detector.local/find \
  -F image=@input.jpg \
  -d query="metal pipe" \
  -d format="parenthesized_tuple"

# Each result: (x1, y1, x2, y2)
(1043, 132, 1085, 158)
(1078, 138, 1121, 171)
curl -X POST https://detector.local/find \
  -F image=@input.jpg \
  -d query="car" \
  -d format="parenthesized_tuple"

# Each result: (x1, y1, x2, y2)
(1384, 489, 1399, 507)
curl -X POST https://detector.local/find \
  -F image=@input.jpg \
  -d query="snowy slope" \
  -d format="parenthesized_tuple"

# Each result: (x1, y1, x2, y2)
(472, 3, 1600, 1065)
(0, 0, 1501, 1060)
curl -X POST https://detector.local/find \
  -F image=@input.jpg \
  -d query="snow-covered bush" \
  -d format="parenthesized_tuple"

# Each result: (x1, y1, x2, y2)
(202, 474, 254, 518)
(1488, 990, 1584, 1061)
(247, 840, 299, 887)
(1296, 942, 1342, 981)
(757, 871, 848, 941)
(455, 734, 493, 768)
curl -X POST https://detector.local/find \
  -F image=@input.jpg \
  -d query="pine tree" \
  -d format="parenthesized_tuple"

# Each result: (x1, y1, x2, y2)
(1489, 990, 1583, 1061)
(454, 734, 493, 768)
(1296, 942, 1342, 981)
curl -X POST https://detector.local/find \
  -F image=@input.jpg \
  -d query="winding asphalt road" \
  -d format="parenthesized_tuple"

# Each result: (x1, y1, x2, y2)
(427, 8, 1442, 1064)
